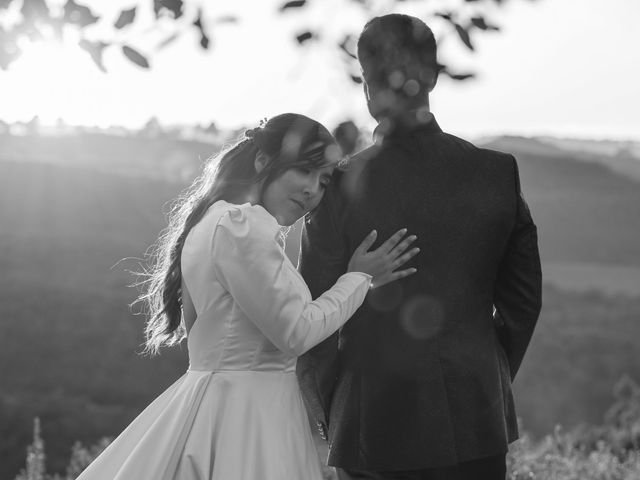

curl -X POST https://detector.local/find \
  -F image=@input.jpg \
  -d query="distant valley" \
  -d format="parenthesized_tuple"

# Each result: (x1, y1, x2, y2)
(1, 131, 639, 478)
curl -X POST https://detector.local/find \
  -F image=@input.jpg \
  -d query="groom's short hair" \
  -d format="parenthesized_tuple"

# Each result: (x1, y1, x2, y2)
(357, 14, 438, 93)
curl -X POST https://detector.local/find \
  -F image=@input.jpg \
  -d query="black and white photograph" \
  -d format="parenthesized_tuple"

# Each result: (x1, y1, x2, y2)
(1, 0, 639, 479)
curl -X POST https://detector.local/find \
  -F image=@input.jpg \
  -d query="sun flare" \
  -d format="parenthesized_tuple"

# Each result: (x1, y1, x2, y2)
(1, 40, 105, 126)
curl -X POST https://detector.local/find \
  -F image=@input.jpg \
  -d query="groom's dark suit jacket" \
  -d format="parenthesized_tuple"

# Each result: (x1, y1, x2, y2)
(296, 115, 542, 471)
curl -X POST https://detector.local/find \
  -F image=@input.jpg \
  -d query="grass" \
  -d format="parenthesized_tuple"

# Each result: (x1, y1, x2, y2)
(14, 376, 640, 479)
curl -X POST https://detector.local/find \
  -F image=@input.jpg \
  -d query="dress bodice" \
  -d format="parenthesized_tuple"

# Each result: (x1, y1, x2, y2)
(181, 201, 370, 372)
(76, 200, 370, 480)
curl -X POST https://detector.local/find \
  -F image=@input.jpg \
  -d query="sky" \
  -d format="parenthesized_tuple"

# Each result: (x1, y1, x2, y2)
(0, 0, 639, 140)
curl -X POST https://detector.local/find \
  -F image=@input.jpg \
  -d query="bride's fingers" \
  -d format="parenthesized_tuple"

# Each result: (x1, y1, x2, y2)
(391, 247, 420, 269)
(388, 267, 418, 282)
(355, 230, 377, 254)
(378, 228, 408, 254)
(388, 235, 417, 258)
(375, 267, 418, 288)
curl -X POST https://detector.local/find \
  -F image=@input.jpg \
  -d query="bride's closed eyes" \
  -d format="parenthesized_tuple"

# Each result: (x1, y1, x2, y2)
(261, 163, 335, 226)
(293, 167, 332, 190)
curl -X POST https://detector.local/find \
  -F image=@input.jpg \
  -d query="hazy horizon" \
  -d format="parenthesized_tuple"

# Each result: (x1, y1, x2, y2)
(1, 0, 639, 141)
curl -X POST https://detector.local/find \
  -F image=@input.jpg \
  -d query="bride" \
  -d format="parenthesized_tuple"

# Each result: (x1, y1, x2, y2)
(76, 113, 418, 480)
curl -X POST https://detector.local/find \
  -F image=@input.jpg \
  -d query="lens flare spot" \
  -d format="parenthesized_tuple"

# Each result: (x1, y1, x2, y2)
(403, 79, 420, 96)
(400, 295, 444, 339)
(282, 131, 302, 160)
(324, 143, 341, 163)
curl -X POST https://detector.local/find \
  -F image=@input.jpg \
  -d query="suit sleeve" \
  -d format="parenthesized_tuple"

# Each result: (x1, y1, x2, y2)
(296, 180, 351, 437)
(494, 156, 543, 380)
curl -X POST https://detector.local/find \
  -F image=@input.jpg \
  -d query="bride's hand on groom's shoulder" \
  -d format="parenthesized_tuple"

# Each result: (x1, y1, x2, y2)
(348, 228, 419, 289)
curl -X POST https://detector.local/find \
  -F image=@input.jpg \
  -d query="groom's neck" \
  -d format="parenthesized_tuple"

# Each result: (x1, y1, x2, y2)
(373, 95, 430, 122)
(373, 100, 433, 141)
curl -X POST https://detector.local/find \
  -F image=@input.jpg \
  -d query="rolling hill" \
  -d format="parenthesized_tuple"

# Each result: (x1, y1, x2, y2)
(1, 131, 639, 478)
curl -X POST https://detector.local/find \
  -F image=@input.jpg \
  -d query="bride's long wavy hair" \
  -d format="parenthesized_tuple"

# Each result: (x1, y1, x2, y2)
(137, 113, 338, 355)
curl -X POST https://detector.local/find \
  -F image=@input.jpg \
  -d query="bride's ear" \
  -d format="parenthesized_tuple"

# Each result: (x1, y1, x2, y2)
(254, 152, 270, 174)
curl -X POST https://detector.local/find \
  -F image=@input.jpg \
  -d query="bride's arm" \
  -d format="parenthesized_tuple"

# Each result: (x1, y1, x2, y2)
(212, 206, 371, 357)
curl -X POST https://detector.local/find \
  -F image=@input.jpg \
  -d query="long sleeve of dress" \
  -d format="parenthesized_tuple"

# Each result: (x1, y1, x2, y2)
(212, 204, 371, 358)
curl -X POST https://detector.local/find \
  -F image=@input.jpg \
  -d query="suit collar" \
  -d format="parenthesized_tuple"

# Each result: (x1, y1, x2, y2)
(373, 109, 442, 144)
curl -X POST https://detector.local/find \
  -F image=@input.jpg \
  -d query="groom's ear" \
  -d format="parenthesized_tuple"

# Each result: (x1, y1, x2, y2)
(254, 152, 270, 174)
(428, 72, 438, 92)
(428, 65, 440, 92)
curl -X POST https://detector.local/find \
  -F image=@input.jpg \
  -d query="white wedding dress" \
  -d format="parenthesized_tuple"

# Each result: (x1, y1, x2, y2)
(76, 200, 371, 480)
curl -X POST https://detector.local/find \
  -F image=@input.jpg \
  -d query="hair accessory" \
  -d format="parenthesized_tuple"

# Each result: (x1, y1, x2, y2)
(244, 117, 269, 140)
(244, 127, 260, 139)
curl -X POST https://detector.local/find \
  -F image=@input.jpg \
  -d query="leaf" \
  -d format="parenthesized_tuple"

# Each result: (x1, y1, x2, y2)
(155, 32, 179, 50)
(338, 35, 357, 60)
(447, 72, 475, 81)
(79, 39, 108, 72)
(114, 7, 136, 29)
(470, 16, 487, 29)
(154, 0, 183, 19)
(200, 33, 210, 49)
(193, 9, 210, 50)
(470, 16, 500, 31)
(193, 11, 203, 29)
(122, 45, 150, 69)
(63, 0, 100, 28)
(441, 67, 475, 81)
(434, 11, 454, 23)
(454, 23, 474, 51)
(20, 0, 49, 23)
(296, 31, 314, 44)
(279, 0, 306, 12)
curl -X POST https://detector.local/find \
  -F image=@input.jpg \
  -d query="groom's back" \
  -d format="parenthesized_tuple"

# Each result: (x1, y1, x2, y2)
(338, 126, 515, 373)
(298, 118, 539, 470)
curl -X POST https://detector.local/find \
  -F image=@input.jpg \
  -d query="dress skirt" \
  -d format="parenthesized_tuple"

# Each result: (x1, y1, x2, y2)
(76, 370, 326, 480)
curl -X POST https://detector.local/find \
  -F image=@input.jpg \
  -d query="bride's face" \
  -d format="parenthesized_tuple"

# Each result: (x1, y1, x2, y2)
(261, 165, 334, 226)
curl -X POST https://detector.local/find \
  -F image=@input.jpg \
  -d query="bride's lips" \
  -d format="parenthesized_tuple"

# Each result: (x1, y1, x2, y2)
(290, 198, 306, 212)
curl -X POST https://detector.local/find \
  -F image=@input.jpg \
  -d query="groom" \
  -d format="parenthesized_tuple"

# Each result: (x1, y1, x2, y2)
(297, 14, 542, 480)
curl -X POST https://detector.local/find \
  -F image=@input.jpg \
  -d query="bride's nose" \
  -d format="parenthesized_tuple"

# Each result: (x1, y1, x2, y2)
(302, 177, 321, 197)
